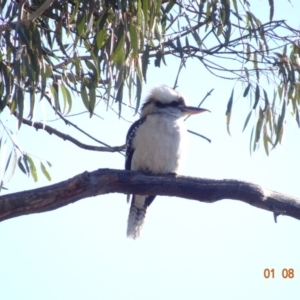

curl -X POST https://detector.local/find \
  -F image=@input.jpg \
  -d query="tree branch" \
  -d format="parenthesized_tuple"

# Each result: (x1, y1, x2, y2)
(0, 169, 300, 223)
(16, 115, 125, 153)
(28, 0, 56, 22)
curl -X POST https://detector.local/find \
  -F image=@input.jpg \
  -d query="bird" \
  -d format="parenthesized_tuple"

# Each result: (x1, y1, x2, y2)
(125, 85, 208, 239)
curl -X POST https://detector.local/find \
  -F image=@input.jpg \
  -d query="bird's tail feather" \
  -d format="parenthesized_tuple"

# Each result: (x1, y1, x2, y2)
(127, 195, 147, 239)
(127, 195, 156, 239)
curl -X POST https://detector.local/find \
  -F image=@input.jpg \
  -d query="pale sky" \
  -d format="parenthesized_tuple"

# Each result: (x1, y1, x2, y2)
(1, 1, 300, 300)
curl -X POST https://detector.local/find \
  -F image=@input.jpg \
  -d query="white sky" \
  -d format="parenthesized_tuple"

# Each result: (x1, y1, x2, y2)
(1, 1, 300, 300)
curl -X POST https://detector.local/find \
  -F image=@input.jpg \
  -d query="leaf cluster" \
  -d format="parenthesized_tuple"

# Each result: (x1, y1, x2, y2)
(0, 0, 299, 185)
(0, 121, 51, 190)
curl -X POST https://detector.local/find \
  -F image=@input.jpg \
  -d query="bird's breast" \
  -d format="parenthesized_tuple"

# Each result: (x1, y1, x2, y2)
(131, 114, 188, 174)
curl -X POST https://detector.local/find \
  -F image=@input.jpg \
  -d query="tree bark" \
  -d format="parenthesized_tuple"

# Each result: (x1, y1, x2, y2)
(0, 168, 299, 222)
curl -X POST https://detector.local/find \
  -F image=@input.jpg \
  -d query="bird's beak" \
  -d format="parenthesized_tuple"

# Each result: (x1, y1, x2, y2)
(180, 106, 210, 115)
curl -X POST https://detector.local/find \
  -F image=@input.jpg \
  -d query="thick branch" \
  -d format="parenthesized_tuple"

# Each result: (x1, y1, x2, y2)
(0, 169, 300, 223)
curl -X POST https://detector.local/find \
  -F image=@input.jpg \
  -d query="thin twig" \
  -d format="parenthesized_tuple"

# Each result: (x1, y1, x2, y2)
(173, 58, 187, 90)
(12, 113, 125, 153)
(41, 94, 124, 152)
(28, 0, 56, 22)
(184, 89, 214, 121)
(187, 129, 211, 143)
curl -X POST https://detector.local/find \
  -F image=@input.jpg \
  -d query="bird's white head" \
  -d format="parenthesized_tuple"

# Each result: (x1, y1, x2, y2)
(140, 85, 209, 118)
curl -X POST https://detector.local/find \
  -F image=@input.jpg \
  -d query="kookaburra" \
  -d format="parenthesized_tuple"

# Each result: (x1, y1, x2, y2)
(125, 85, 208, 239)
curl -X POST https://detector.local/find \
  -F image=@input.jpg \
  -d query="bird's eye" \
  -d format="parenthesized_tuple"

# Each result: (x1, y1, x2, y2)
(170, 101, 179, 106)
(178, 97, 185, 106)
(155, 101, 166, 108)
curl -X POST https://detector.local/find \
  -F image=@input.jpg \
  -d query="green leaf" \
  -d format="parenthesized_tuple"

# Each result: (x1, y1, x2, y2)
(254, 52, 259, 80)
(149, 1, 156, 35)
(265, 104, 273, 133)
(136, 56, 143, 86)
(141, 45, 150, 82)
(116, 82, 124, 117)
(18, 156, 27, 175)
(154, 22, 161, 41)
(137, 0, 143, 27)
(273, 100, 286, 148)
(110, 34, 125, 63)
(89, 86, 96, 116)
(96, 29, 108, 49)
(224, 22, 231, 46)
(81, 83, 89, 111)
(243, 83, 251, 97)
(16, 87, 24, 129)
(68, 0, 79, 23)
(155, 50, 164, 67)
(55, 18, 68, 56)
(242, 110, 252, 132)
(60, 84, 67, 114)
(85, 60, 99, 82)
(40, 162, 51, 181)
(268, 0, 274, 21)
(221, 0, 230, 26)
(253, 84, 260, 109)
(176, 37, 183, 59)
(253, 108, 264, 151)
(76, 12, 86, 37)
(0, 185, 8, 191)
(23, 52, 34, 82)
(25, 154, 38, 182)
(232, 0, 238, 13)
(49, 83, 60, 112)
(73, 55, 82, 77)
(217, 25, 223, 36)
(296, 109, 300, 128)
(225, 89, 234, 135)
(249, 127, 254, 155)
(106, 71, 112, 105)
(112, 44, 124, 69)
(129, 24, 138, 58)
(60, 84, 72, 115)
(263, 125, 270, 156)
(283, 44, 287, 57)
(114, 67, 124, 91)
(246, 43, 251, 61)
(135, 72, 142, 114)
(191, 30, 202, 49)
(17, 24, 31, 47)
(244, 67, 250, 82)
(263, 89, 269, 105)
(2, 61, 12, 106)
(278, 85, 283, 100)
(23, 155, 30, 175)
(185, 36, 191, 54)
(246, 11, 259, 41)
(4, 148, 13, 175)
(164, 0, 175, 13)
